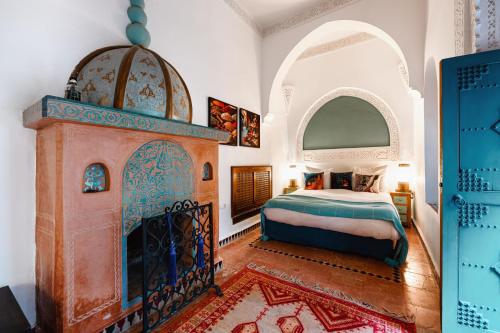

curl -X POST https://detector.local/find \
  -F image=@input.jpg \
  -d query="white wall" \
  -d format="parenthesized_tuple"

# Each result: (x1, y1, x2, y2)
(0, 0, 269, 325)
(412, 0, 457, 275)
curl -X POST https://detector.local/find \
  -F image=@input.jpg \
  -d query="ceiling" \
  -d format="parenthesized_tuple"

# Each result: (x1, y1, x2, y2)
(235, 0, 325, 30)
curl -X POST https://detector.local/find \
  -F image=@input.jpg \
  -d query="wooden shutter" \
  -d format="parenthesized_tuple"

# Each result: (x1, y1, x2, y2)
(231, 166, 272, 223)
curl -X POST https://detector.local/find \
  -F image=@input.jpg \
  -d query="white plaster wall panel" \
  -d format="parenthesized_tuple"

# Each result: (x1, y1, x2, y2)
(261, 0, 427, 118)
(0, 0, 271, 324)
(416, 0, 458, 274)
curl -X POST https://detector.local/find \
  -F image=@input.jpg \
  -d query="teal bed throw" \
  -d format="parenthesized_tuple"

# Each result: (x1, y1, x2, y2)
(260, 194, 408, 267)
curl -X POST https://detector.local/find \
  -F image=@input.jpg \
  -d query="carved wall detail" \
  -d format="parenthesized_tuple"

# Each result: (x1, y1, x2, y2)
(263, 0, 362, 36)
(282, 85, 295, 113)
(458, 169, 491, 192)
(455, 0, 466, 55)
(297, 33, 375, 60)
(296, 88, 400, 162)
(458, 203, 489, 226)
(487, 0, 498, 49)
(455, 0, 475, 55)
(457, 65, 489, 90)
(398, 61, 410, 87)
(457, 301, 490, 330)
(122, 140, 194, 235)
(223, 0, 262, 34)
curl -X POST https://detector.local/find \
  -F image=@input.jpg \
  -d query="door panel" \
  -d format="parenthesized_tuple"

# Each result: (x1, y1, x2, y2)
(442, 50, 500, 333)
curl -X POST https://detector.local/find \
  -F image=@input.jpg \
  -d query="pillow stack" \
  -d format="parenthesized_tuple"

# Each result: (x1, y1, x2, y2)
(300, 165, 387, 192)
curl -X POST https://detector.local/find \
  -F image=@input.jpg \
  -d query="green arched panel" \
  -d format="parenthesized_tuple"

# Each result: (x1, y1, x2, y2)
(303, 96, 390, 150)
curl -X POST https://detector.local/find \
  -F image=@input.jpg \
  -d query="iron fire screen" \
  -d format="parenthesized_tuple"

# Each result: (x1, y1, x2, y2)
(141, 200, 222, 332)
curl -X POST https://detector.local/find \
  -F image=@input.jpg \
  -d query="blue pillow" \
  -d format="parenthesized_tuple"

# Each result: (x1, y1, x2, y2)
(304, 172, 324, 190)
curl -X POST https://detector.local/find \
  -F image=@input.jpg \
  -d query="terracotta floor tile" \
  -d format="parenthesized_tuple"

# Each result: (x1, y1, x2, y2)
(213, 225, 441, 332)
(403, 271, 427, 289)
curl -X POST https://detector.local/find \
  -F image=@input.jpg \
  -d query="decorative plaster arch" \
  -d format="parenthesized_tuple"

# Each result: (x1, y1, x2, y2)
(296, 88, 400, 162)
(266, 20, 413, 121)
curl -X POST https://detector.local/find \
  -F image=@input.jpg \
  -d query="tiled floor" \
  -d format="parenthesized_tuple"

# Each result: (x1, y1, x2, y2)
(216, 225, 441, 333)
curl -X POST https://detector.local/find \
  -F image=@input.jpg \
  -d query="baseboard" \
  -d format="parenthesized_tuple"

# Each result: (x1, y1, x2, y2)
(219, 222, 260, 248)
(412, 220, 440, 280)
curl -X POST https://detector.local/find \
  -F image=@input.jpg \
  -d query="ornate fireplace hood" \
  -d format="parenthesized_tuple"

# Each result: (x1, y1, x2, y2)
(23, 96, 229, 142)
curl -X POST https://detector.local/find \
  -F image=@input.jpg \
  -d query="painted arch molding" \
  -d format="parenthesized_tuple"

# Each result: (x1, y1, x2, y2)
(296, 88, 400, 162)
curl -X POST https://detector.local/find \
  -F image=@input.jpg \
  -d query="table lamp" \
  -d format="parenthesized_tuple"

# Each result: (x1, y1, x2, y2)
(396, 163, 411, 192)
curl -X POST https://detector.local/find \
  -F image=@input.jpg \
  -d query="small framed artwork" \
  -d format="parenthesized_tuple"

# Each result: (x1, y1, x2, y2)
(239, 109, 260, 148)
(208, 97, 238, 146)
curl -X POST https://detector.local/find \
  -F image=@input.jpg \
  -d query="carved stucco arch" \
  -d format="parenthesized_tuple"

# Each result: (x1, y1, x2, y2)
(266, 20, 414, 120)
(296, 88, 400, 162)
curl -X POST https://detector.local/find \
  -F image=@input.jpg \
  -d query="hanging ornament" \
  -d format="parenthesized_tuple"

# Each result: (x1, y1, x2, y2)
(166, 212, 177, 286)
(195, 207, 205, 270)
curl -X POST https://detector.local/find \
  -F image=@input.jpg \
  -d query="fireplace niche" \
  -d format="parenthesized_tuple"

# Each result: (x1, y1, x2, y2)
(24, 96, 228, 333)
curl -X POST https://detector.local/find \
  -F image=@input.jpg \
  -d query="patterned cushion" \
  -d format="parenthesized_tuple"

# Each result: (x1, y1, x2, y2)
(353, 174, 379, 192)
(304, 172, 324, 190)
(330, 172, 353, 190)
(353, 165, 387, 192)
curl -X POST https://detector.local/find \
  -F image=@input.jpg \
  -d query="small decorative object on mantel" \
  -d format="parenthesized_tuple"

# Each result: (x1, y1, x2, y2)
(64, 78, 81, 101)
(239, 108, 260, 148)
(208, 97, 238, 146)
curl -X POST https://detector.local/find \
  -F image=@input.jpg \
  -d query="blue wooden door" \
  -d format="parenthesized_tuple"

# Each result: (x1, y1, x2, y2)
(442, 50, 500, 333)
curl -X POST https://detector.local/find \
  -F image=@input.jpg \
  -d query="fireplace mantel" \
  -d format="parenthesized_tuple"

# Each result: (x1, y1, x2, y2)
(24, 97, 228, 333)
(24, 96, 229, 143)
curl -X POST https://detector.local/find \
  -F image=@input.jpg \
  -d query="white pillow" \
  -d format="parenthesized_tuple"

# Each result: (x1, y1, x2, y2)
(353, 165, 388, 192)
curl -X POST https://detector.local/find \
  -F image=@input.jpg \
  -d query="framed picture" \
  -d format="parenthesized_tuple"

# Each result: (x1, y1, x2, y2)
(208, 97, 238, 146)
(239, 109, 260, 148)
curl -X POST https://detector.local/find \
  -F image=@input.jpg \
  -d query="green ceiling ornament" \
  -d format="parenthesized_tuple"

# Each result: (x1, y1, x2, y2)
(126, 0, 150, 47)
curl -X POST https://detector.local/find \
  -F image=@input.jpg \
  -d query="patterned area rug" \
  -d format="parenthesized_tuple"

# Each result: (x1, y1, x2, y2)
(160, 265, 416, 333)
(250, 238, 401, 283)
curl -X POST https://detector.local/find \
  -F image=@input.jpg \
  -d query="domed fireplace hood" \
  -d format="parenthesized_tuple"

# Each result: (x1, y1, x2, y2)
(68, 0, 192, 123)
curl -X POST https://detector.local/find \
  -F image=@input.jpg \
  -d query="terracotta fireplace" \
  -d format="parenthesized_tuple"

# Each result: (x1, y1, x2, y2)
(24, 96, 228, 332)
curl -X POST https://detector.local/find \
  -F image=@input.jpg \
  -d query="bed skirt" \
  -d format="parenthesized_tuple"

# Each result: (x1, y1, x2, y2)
(263, 219, 399, 262)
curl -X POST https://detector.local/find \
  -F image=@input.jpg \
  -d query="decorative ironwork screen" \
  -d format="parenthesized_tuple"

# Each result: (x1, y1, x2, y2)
(141, 200, 222, 332)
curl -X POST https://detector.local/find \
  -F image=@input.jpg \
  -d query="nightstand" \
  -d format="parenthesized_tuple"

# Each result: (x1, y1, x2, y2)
(283, 186, 299, 194)
(390, 191, 413, 228)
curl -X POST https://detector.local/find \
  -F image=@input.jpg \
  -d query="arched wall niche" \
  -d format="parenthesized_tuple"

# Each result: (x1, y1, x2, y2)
(296, 87, 400, 162)
(266, 20, 414, 121)
(302, 96, 390, 150)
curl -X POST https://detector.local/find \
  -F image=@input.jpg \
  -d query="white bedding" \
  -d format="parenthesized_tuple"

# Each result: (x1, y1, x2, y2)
(263, 189, 400, 244)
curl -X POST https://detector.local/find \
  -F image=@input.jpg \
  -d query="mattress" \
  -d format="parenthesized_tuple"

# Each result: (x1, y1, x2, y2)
(263, 189, 400, 245)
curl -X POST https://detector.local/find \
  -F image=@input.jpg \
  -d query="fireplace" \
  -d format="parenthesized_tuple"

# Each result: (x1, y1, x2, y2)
(24, 96, 228, 332)
(126, 225, 143, 302)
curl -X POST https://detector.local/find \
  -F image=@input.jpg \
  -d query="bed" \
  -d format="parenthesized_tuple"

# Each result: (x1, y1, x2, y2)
(260, 189, 408, 267)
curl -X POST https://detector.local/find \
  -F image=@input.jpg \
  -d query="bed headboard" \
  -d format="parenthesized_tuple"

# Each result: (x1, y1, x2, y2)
(231, 166, 272, 223)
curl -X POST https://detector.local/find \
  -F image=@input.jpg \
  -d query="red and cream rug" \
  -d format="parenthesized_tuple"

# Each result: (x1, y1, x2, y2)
(160, 265, 416, 333)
